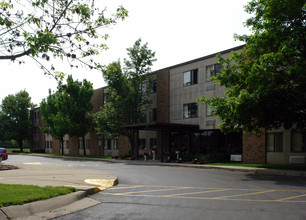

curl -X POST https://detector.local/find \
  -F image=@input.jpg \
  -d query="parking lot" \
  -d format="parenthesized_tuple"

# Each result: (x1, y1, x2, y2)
(104, 184, 306, 203)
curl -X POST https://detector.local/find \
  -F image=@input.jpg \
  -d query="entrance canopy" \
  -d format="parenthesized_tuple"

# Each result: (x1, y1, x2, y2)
(122, 122, 199, 132)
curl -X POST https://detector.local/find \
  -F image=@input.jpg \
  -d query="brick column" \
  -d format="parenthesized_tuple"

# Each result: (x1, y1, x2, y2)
(242, 131, 266, 163)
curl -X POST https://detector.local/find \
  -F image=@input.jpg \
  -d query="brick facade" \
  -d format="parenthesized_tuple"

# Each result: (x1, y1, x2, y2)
(156, 69, 170, 123)
(30, 45, 302, 164)
(243, 132, 266, 163)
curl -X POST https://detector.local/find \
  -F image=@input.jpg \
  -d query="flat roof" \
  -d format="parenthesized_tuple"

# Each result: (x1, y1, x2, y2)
(151, 44, 245, 73)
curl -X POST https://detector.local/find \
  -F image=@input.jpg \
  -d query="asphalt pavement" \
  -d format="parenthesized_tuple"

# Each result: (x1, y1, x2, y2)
(0, 154, 305, 219)
(0, 161, 117, 220)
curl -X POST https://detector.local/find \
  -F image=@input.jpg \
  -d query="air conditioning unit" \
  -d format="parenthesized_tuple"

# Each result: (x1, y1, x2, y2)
(231, 154, 242, 162)
(290, 156, 305, 164)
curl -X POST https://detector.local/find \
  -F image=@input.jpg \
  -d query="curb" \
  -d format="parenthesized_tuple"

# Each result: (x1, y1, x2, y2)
(0, 178, 118, 219)
(0, 191, 87, 219)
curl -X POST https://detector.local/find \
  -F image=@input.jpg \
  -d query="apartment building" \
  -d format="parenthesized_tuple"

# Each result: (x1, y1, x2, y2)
(30, 45, 306, 164)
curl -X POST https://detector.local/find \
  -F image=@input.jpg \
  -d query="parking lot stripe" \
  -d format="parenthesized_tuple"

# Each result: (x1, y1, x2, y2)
(117, 187, 192, 195)
(212, 190, 277, 199)
(163, 188, 234, 197)
(274, 194, 306, 202)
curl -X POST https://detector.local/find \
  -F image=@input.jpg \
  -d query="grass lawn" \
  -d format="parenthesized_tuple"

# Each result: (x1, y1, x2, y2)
(31, 153, 112, 159)
(0, 184, 76, 207)
(204, 163, 306, 171)
(5, 148, 30, 153)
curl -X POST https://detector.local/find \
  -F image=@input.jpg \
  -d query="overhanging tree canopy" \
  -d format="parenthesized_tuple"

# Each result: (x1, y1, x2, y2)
(198, 0, 306, 134)
(0, 0, 128, 77)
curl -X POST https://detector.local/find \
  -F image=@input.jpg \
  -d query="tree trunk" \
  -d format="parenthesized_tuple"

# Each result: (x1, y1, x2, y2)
(61, 137, 64, 155)
(128, 130, 139, 160)
(129, 136, 135, 158)
(83, 136, 86, 156)
(135, 129, 139, 160)
(18, 138, 23, 153)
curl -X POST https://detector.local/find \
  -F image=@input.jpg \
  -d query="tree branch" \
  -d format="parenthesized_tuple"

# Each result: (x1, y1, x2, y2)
(0, 49, 31, 60)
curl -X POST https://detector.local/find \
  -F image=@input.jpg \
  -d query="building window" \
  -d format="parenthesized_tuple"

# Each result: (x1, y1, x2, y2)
(150, 138, 156, 150)
(104, 139, 111, 150)
(141, 110, 147, 123)
(266, 133, 283, 152)
(152, 79, 157, 93)
(45, 141, 49, 149)
(86, 139, 90, 149)
(206, 64, 222, 81)
(98, 140, 102, 146)
(103, 93, 109, 104)
(114, 139, 118, 150)
(79, 140, 83, 149)
(291, 132, 306, 152)
(150, 109, 157, 122)
(183, 103, 198, 119)
(141, 83, 147, 94)
(206, 104, 212, 116)
(183, 69, 198, 86)
(138, 138, 146, 150)
(65, 140, 69, 149)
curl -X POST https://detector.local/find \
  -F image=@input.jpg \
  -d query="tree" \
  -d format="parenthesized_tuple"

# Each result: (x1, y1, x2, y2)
(61, 75, 94, 156)
(40, 75, 94, 155)
(0, 0, 128, 77)
(40, 89, 68, 154)
(0, 90, 34, 152)
(95, 39, 156, 158)
(198, 0, 306, 135)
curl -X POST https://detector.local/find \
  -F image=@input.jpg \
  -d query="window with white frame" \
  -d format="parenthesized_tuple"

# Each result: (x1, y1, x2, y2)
(183, 103, 198, 119)
(138, 139, 146, 149)
(141, 83, 147, 94)
(150, 138, 156, 150)
(65, 140, 69, 149)
(86, 139, 90, 149)
(150, 108, 157, 122)
(151, 79, 157, 93)
(104, 139, 111, 150)
(114, 139, 118, 150)
(266, 133, 283, 152)
(291, 132, 306, 152)
(206, 104, 212, 116)
(141, 110, 147, 123)
(206, 64, 222, 81)
(98, 140, 102, 146)
(103, 93, 109, 104)
(183, 69, 198, 86)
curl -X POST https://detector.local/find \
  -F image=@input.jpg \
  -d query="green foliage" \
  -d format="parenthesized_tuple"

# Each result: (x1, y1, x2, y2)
(40, 75, 94, 155)
(198, 0, 306, 134)
(61, 75, 94, 154)
(0, 0, 128, 76)
(0, 90, 34, 151)
(40, 90, 68, 142)
(95, 39, 156, 156)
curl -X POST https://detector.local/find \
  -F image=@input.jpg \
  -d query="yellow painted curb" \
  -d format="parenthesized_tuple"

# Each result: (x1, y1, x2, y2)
(84, 178, 118, 190)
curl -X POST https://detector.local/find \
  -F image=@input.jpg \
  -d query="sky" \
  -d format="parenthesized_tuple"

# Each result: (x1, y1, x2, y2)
(0, 0, 251, 106)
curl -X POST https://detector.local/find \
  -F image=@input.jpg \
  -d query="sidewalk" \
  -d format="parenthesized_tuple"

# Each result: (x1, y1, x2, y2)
(0, 162, 117, 219)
